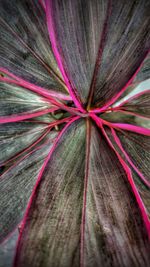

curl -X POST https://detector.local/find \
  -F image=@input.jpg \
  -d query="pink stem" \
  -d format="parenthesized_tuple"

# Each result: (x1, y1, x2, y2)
(45, 0, 85, 113)
(0, 76, 70, 106)
(0, 76, 84, 116)
(107, 123, 150, 136)
(111, 128, 150, 188)
(0, 67, 72, 101)
(0, 108, 58, 124)
(90, 114, 150, 136)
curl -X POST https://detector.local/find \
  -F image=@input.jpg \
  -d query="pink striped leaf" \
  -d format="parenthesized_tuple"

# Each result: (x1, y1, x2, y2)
(45, 0, 110, 106)
(115, 53, 150, 101)
(110, 129, 150, 213)
(92, 0, 150, 107)
(118, 90, 150, 118)
(0, 0, 69, 95)
(0, 131, 57, 243)
(99, 109, 150, 130)
(13, 119, 150, 267)
(0, 80, 58, 123)
(0, 121, 48, 166)
(14, 118, 86, 267)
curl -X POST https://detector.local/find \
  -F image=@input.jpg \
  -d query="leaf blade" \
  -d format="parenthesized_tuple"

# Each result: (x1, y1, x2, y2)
(0, 131, 57, 243)
(14, 118, 86, 267)
(82, 122, 150, 266)
(0, 0, 68, 94)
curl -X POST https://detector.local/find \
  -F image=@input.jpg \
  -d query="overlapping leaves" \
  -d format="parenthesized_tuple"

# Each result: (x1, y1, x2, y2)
(0, 1, 150, 267)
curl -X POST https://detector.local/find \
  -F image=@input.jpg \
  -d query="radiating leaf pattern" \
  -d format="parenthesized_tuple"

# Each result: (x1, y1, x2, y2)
(46, 0, 109, 104)
(0, 0, 149, 267)
(13, 121, 150, 267)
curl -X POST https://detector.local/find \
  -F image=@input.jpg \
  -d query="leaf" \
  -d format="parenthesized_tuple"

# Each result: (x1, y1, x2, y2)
(46, 0, 110, 105)
(46, 0, 150, 109)
(0, 80, 53, 116)
(100, 109, 150, 129)
(0, 131, 57, 243)
(110, 129, 150, 215)
(0, 121, 48, 166)
(93, 0, 150, 107)
(134, 53, 150, 83)
(14, 120, 150, 267)
(116, 53, 150, 100)
(81, 122, 150, 267)
(0, 0, 68, 94)
(14, 119, 86, 267)
(119, 90, 150, 118)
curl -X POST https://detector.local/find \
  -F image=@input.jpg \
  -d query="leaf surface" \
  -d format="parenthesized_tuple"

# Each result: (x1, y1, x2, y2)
(0, 80, 54, 119)
(46, 0, 149, 108)
(119, 90, 150, 118)
(14, 120, 150, 267)
(0, 121, 48, 166)
(80, 122, 150, 267)
(0, 131, 57, 243)
(14, 119, 86, 267)
(110, 129, 150, 216)
(116, 53, 150, 100)
(93, 0, 150, 107)
(46, 0, 109, 105)
(0, 0, 68, 94)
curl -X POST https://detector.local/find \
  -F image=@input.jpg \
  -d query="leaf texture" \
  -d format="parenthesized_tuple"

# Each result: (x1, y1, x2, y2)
(100, 110, 150, 130)
(0, 121, 48, 166)
(117, 53, 150, 100)
(14, 119, 86, 267)
(14, 120, 150, 267)
(0, 0, 67, 94)
(0, 81, 53, 119)
(120, 91, 150, 118)
(81, 122, 150, 267)
(110, 130, 150, 216)
(46, 0, 109, 104)
(0, 131, 57, 243)
(46, 0, 150, 108)
(93, 0, 150, 107)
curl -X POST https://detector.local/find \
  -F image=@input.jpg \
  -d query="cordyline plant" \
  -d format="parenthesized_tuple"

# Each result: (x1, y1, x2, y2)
(0, 0, 150, 266)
